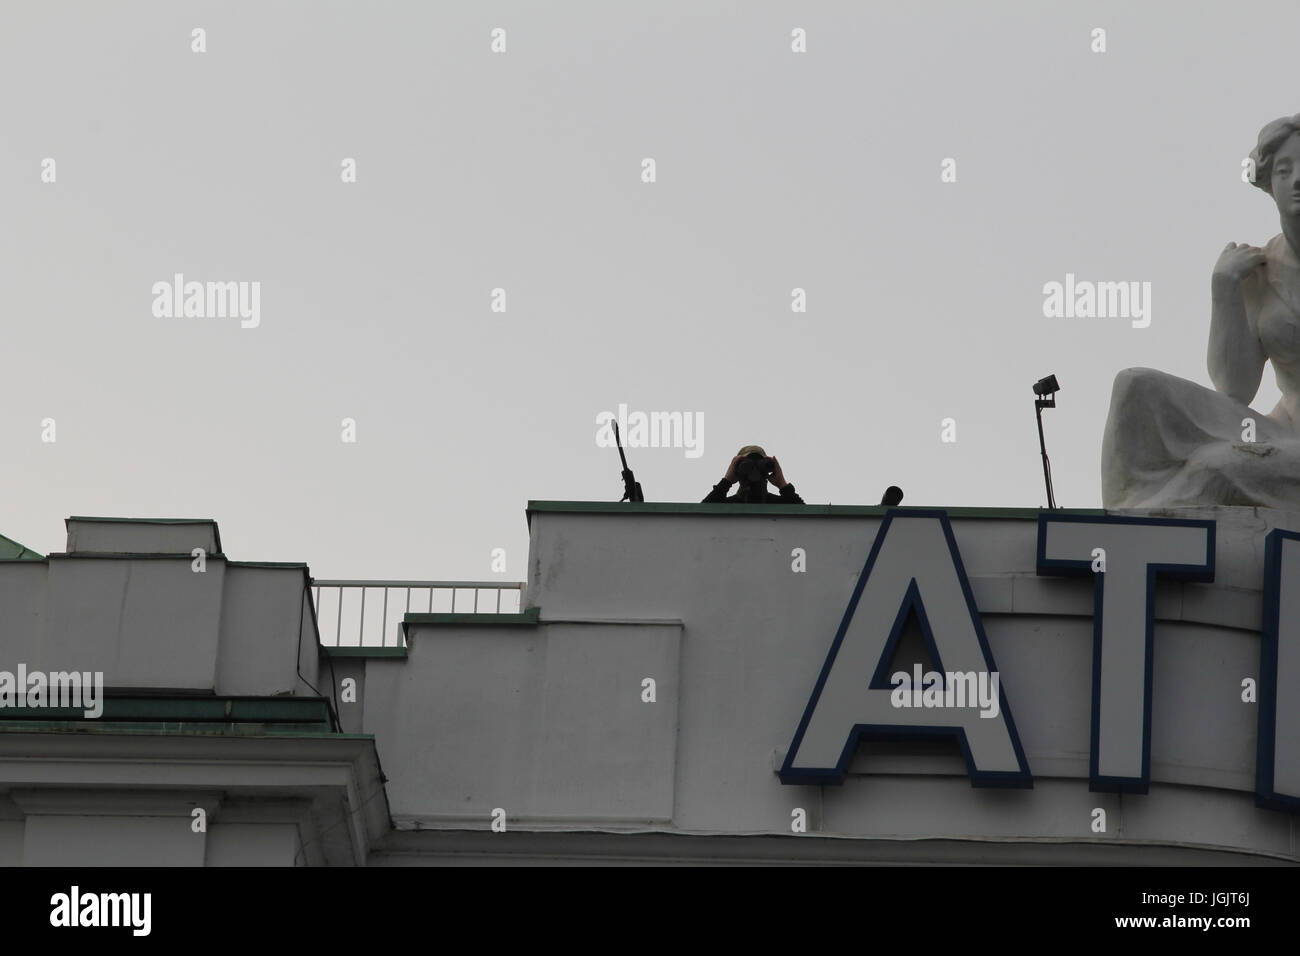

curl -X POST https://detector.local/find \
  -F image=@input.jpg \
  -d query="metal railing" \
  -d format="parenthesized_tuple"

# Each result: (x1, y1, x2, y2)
(312, 580, 526, 647)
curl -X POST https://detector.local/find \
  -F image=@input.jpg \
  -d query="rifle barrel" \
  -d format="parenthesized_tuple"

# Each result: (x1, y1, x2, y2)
(613, 422, 631, 471)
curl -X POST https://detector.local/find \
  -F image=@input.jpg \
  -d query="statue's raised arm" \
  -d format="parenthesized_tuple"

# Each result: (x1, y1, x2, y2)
(1207, 241, 1266, 403)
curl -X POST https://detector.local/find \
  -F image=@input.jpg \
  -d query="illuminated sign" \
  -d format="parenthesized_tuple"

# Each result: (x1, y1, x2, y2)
(780, 510, 1298, 812)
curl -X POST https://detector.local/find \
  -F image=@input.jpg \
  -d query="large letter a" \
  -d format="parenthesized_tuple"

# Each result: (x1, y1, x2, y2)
(780, 510, 1031, 787)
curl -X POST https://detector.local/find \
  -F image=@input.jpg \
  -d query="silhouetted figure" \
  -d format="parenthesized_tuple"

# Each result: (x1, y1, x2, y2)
(703, 445, 805, 504)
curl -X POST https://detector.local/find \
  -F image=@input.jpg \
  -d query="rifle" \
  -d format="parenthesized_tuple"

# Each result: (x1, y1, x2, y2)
(612, 422, 644, 502)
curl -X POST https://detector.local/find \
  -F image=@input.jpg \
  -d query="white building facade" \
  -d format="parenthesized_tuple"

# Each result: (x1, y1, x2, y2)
(0, 503, 1295, 865)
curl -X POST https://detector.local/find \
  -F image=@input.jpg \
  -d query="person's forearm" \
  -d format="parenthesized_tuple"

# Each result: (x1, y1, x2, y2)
(702, 480, 731, 504)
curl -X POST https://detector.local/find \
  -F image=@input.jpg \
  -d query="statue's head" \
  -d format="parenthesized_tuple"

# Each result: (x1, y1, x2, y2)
(1250, 115, 1300, 216)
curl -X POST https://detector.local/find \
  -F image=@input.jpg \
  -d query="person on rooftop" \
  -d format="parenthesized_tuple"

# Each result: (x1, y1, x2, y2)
(703, 445, 805, 504)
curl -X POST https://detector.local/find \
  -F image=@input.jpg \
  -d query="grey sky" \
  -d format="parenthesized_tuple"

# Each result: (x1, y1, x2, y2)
(3, 1, 1297, 579)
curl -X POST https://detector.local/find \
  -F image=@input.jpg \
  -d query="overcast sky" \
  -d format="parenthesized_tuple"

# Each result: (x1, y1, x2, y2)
(3, 1, 1298, 580)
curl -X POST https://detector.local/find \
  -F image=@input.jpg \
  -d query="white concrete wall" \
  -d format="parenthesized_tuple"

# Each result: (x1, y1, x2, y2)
(206, 823, 302, 866)
(0, 821, 23, 866)
(0, 520, 352, 865)
(216, 566, 319, 696)
(1, 506, 1291, 863)
(22, 816, 205, 866)
(369, 506, 1300, 861)
(365, 622, 680, 826)
(0, 526, 321, 697)
(43, 557, 225, 690)
(0, 563, 46, 671)
(331, 659, 367, 735)
(65, 518, 219, 557)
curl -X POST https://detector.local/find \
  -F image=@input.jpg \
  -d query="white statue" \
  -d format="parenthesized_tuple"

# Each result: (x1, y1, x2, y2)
(1103, 114, 1300, 509)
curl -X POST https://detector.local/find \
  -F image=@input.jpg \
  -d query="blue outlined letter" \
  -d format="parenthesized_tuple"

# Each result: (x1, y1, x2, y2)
(1037, 514, 1214, 793)
(1257, 529, 1300, 810)
(780, 510, 1031, 788)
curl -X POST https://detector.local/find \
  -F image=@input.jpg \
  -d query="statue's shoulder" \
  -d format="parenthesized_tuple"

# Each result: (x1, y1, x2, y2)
(1245, 234, 1289, 294)
(1252, 234, 1300, 321)
(1261, 234, 1300, 283)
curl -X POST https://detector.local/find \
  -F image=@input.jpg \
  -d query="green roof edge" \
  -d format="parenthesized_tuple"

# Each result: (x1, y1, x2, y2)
(325, 646, 409, 659)
(525, 501, 1105, 523)
(404, 607, 541, 629)
(0, 533, 43, 561)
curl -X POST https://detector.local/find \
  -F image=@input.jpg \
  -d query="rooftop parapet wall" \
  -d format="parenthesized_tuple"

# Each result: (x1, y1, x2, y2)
(523, 502, 1291, 625)
(64, 517, 221, 556)
(0, 519, 321, 697)
(373, 503, 1300, 861)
